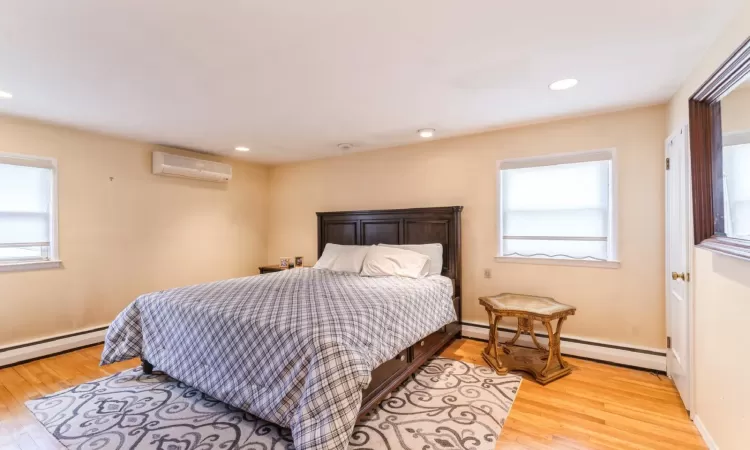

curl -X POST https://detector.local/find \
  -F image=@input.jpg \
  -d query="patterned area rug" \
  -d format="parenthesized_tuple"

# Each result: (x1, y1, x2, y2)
(26, 357, 521, 450)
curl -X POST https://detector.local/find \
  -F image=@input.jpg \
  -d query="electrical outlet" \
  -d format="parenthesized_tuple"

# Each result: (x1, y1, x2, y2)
(484, 268, 491, 279)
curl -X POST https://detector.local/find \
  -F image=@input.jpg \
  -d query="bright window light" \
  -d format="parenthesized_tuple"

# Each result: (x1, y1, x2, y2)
(498, 150, 615, 262)
(0, 155, 57, 264)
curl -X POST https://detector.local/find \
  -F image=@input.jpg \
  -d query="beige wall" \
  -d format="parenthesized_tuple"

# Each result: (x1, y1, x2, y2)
(666, 3, 750, 449)
(722, 85, 750, 134)
(0, 115, 270, 347)
(268, 105, 667, 348)
(692, 250, 750, 449)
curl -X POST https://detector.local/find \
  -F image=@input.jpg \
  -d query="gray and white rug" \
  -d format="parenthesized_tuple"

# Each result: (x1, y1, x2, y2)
(26, 357, 521, 450)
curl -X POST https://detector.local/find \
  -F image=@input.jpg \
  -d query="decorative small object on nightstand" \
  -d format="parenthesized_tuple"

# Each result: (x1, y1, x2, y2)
(279, 257, 291, 268)
(479, 293, 576, 385)
(295, 256, 304, 267)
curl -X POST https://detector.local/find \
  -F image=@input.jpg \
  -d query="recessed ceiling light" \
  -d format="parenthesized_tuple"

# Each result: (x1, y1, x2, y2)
(337, 143, 354, 150)
(549, 79, 578, 91)
(418, 128, 435, 138)
(0, 90, 12, 99)
(234, 146, 250, 152)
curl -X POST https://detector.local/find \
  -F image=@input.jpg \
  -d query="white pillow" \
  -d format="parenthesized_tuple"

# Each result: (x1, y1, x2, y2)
(313, 244, 370, 273)
(361, 245, 430, 278)
(379, 243, 443, 276)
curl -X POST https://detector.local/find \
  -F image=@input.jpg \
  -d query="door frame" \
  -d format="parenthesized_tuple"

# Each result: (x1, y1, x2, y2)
(665, 125, 695, 416)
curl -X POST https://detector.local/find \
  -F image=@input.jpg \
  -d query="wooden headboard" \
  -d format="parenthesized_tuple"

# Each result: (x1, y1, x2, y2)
(316, 206, 463, 321)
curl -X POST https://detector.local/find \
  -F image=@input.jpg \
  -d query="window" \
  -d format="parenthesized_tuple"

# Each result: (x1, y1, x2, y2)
(0, 153, 59, 270)
(723, 143, 750, 240)
(497, 149, 618, 267)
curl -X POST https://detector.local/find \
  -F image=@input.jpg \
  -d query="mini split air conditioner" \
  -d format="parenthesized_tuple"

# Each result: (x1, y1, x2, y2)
(152, 151, 232, 182)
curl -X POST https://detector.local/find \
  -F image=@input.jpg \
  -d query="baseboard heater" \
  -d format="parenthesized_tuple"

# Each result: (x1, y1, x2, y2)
(0, 326, 109, 369)
(461, 321, 667, 373)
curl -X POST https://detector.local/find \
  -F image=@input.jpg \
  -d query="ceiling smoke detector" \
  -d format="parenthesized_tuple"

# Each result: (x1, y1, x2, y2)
(338, 143, 354, 150)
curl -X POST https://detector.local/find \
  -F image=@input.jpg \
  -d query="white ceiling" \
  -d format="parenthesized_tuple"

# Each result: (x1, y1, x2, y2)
(0, 1, 742, 164)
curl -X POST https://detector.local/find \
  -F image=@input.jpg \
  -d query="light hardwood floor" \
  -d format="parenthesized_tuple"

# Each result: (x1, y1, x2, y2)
(0, 339, 706, 450)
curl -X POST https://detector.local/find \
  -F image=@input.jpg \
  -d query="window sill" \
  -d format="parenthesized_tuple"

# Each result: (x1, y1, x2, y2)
(494, 256, 620, 269)
(0, 260, 63, 273)
(697, 236, 750, 263)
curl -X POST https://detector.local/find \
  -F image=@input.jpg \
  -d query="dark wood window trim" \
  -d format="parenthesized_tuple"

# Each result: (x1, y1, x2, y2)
(689, 37, 750, 261)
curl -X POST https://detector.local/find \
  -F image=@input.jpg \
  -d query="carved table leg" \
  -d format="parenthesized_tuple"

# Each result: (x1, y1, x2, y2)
(528, 321, 547, 351)
(536, 318, 571, 384)
(492, 314, 501, 360)
(484, 307, 495, 359)
(554, 317, 568, 369)
(482, 309, 508, 375)
(541, 320, 557, 376)
(505, 317, 546, 352)
(506, 318, 523, 346)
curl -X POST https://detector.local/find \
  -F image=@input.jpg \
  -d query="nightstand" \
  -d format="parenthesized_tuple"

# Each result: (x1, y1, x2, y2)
(258, 265, 311, 274)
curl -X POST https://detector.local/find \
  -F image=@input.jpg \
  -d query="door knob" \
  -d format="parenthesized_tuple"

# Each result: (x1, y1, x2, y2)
(671, 272, 686, 281)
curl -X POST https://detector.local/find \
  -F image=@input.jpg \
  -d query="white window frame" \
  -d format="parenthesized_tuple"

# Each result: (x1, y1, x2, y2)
(0, 152, 61, 272)
(495, 148, 620, 269)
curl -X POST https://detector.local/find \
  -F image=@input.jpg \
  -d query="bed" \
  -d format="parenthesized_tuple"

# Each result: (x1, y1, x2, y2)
(101, 206, 463, 450)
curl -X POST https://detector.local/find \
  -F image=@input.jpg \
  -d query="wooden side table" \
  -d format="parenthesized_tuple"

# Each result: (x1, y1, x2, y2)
(259, 265, 312, 274)
(479, 293, 576, 385)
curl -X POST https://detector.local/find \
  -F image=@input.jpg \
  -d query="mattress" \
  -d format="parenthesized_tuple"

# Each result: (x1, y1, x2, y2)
(101, 268, 456, 450)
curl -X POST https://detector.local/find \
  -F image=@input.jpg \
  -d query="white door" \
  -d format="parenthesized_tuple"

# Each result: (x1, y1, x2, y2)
(666, 127, 691, 411)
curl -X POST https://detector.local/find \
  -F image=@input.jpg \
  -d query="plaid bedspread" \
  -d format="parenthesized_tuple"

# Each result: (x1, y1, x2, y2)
(101, 268, 456, 450)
